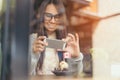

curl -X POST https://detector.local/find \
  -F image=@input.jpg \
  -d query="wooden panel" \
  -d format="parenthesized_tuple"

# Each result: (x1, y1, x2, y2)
(81, 0, 98, 13)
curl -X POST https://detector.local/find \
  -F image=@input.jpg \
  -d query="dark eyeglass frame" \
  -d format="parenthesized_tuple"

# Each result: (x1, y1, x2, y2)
(44, 12, 62, 22)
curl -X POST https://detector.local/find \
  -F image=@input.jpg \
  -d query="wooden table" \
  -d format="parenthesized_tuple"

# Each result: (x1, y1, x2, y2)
(30, 75, 120, 80)
(30, 75, 92, 80)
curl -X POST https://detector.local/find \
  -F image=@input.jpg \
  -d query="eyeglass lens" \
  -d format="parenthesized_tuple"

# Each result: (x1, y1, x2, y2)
(44, 13, 61, 22)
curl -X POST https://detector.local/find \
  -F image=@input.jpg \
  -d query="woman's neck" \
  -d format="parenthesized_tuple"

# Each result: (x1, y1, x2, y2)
(47, 31, 55, 36)
(47, 31, 56, 39)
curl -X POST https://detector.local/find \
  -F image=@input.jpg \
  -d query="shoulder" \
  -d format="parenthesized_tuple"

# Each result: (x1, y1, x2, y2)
(30, 33, 38, 37)
(29, 33, 38, 40)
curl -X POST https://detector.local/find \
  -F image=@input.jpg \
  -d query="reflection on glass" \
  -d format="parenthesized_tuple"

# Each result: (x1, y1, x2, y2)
(0, 0, 3, 78)
(29, 0, 83, 77)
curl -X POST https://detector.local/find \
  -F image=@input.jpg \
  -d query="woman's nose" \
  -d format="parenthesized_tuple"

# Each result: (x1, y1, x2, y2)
(50, 17, 56, 23)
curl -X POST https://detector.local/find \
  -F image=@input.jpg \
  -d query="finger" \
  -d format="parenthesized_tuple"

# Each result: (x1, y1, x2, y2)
(67, 33, 75, 41)
(35, 40, 48, 46)
(35, 44, 45, 49)
(37, 36, 46, 40)
(75, 33, 79, 42)
(33, 46, 44, 53)
(64, 35, 71, 42)
(36, 48, 44, 52)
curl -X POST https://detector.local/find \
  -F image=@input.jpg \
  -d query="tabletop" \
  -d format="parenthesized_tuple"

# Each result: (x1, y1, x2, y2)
(30, 75, 120, 80)
(30, 75, 92, 80)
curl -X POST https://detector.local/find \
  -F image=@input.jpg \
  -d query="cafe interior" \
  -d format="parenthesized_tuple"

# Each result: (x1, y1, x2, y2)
(0, 0, 120, 80)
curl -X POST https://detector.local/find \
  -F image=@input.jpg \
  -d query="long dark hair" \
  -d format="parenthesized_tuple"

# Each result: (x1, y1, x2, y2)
(34, 0, 68, 72)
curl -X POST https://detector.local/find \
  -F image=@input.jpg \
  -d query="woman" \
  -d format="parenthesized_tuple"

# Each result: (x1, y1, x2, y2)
(29, 0, 83, 75)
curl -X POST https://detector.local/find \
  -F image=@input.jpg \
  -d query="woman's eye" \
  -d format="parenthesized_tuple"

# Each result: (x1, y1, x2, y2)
(45, 14, 52, 18)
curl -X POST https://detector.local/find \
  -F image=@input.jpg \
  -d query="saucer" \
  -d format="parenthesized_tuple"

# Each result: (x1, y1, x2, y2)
(52, 70, 73, 76)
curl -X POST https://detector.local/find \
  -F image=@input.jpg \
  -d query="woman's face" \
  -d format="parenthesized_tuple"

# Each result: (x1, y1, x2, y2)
(44, 4, 61, 33)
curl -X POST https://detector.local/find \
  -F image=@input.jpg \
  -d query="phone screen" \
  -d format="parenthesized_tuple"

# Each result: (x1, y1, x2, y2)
(44, 38, 66, 50)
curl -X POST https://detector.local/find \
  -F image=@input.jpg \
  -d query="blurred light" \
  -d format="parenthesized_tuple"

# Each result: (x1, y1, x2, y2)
(0, 0, 3, 11)
(85, 0, 93, 2)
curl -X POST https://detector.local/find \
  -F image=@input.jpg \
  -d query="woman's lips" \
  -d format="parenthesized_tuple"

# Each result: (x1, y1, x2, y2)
(48, 26, 56, 29)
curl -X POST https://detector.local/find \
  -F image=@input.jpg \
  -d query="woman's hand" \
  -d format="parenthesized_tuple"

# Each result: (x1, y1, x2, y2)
(63, 33, 80, 58)
(32, 36, 48, 53)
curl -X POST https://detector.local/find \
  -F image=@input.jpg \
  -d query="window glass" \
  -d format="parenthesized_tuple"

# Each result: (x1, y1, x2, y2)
(0, 0, 3, 78)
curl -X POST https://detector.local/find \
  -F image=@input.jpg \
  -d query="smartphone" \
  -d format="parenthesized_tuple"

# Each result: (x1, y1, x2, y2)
(44, 38, 66, 50)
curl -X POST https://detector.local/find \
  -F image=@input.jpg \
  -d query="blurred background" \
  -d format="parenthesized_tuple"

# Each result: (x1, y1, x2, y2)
(0, 0, 120, 80)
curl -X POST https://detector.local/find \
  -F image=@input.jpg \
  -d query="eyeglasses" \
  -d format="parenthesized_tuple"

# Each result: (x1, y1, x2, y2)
(44, 12, 62, 22)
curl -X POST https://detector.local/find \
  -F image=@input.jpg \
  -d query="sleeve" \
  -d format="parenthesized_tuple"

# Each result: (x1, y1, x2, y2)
(28, 33, 41, 75)
(69, 52, 84, 76)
